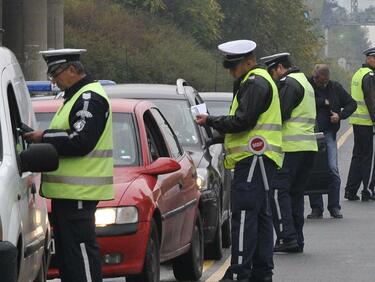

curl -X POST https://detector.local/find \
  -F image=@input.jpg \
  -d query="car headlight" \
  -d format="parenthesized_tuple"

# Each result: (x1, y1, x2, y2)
(95, 207, 138, 227)
(196, 168, 208, 190)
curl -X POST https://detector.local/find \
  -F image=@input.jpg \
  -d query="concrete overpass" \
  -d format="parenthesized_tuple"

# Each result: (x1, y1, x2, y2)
(1, 0, 64, 80)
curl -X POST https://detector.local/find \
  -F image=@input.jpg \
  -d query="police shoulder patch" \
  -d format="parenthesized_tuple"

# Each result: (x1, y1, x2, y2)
(82, 92, 92, 100)
(73, 119, 86, 132)
(249, 75, 256, 80)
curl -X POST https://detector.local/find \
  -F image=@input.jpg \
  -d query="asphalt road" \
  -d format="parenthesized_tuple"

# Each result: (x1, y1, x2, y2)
(50, 121, 375, 282)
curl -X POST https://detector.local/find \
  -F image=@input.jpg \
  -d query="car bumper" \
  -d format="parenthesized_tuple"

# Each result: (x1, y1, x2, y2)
(47, 221, 150, 278)
(200, 188, 219, 243)
(0, 241, 18, 281)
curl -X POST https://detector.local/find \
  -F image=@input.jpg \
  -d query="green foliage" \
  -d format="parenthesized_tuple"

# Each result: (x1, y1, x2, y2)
(219, 0, 323, 71)
(64, 0, 231, 90)
(113, 0, 224, 46)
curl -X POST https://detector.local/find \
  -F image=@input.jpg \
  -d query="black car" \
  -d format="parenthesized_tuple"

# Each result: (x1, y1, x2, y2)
(105, 79, 231, 259)
(201, 92, 331, 195)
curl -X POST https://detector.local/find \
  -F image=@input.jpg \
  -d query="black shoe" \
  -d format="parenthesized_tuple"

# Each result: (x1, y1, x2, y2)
(344, 191, 360, 201)
(329, 208, 343, 219)
(274, 239, 299, 252)
(307, 208, 323, 219)
(361, 190, 371, 201)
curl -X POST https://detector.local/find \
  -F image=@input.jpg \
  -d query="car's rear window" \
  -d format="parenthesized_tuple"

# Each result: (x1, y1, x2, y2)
(151, 99, 201, 146)
(35, 112, 140, 167)
(206, 101, 231, 116)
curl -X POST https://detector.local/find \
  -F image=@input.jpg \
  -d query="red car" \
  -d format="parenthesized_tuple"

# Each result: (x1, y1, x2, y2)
(32, 98, 204, 282)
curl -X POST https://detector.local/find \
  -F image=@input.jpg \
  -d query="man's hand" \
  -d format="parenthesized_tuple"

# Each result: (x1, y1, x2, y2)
(23, 130, 44, 143)
(195, 113, 209, 125)
(330, 111, 340, 124)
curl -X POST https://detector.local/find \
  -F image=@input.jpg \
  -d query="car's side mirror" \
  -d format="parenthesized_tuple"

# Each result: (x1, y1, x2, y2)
(20, 144, 59, 173)
(143, 157, 181, 175)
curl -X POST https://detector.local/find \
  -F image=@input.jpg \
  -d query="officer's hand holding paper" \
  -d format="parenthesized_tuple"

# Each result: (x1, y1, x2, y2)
(193, 103, 208, 125)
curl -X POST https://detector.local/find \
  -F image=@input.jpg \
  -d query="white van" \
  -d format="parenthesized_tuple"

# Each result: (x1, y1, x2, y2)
(0, 47, 58, 281)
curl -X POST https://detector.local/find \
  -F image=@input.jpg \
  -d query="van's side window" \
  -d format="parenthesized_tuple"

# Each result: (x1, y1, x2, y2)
(7, 84, 25, 172)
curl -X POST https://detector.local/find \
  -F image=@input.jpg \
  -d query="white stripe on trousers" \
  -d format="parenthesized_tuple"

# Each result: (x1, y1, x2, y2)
(365, 137, 375, 193)
(234, 210, 246, 280)
(80, 243, 93, 282)
(274, 190, 283, 232)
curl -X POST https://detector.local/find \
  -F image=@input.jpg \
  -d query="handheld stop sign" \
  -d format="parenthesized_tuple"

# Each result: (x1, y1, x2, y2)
(248, 136, 267, 155)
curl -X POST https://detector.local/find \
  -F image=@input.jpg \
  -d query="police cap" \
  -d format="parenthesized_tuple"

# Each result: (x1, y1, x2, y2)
(363, 47, 375, 57)
(260, 52, 290, 70)
(218, 40, 257, 69)
(39, 48, 86, 76)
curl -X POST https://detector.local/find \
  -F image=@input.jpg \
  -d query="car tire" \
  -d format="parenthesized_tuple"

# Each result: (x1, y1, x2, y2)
(221, 215, 232, 249)
(127, 219, 160, 282)
(173, 211, 203, 281)
(33, 249, 47, 282)
(204, 201, 223, 260)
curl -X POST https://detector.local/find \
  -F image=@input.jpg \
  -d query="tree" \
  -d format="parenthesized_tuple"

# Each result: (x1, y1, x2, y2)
(64, 0, 231, 90)
(113, 0, 224, 46)
(219, 0, 323, 72)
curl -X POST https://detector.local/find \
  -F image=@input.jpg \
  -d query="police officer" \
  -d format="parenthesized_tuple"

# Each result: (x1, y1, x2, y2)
(345, 47, 375, 201)
(261, 53, 317, 253)
(24, 49, 114, 282)
(196, 40, 283, 282)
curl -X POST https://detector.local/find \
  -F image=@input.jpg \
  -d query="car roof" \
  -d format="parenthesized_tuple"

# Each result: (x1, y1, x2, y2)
(104, 83, 191, 100)
(200, 92, 232, 101)
(31, 97, 147, 113)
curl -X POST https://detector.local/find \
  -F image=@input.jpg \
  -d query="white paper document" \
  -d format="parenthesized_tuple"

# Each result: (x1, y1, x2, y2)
(190, 103, 207, 117)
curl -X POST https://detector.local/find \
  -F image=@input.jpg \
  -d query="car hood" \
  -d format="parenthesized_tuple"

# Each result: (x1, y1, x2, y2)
(98, 166, 142, 208)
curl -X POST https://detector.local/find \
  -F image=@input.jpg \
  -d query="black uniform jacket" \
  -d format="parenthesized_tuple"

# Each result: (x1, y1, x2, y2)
(277, 67, 304, 122)
(361, 64, 375, 122)
(308, 76, 357, 132)
(42, 76, 110, 157)
(207, 65, 273, 136)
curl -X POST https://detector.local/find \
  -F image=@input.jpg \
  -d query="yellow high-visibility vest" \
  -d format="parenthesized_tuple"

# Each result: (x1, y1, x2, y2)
(349, 67, 373, 125)
(42, 82, 114, 200)
(282, 72, 318, 152)
(224, 68, 283, 169)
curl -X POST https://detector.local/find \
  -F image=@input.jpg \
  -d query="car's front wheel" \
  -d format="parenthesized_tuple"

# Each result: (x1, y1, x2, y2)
(173, 211, 203, 281)
(127, 219, 160, 282)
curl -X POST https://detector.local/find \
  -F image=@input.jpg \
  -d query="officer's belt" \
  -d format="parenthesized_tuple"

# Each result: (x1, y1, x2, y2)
(226, 144, 282, 155)
(283, 134, 317, 142)
(42, 175, 114, 185)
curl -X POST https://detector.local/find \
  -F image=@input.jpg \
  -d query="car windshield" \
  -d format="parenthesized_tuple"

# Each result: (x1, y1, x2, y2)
(206, 101, 231, 116)
(35, 112, 140, 167)
(151, 99, 201, 147)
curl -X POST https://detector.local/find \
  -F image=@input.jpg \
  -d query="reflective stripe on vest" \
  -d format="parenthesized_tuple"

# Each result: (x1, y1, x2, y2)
(282, 72, 318, 152)
(42, 82, 114, 201)
(224, 68, 283, 169)
(349, 67, 373, 125)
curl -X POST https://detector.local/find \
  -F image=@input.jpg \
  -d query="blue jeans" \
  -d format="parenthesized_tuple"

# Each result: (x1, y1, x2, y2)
(309, 130, 341, 212)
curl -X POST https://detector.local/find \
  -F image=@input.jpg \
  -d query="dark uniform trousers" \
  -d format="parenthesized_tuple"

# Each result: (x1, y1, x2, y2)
(270, 151, 315, 248)
(224, 156, 276, 281)
(345, 125, 375, 195)
(52, 199, 102, 282)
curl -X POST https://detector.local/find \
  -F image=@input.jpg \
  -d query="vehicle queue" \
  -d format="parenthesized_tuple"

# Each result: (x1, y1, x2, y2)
(2, 38, 375, 282)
